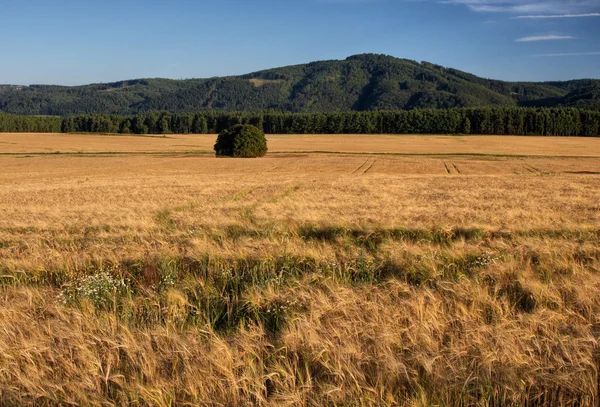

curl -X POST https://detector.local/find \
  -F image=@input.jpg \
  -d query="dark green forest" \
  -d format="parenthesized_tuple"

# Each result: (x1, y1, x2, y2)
(1, 107, 599, 136)
(0, 114, 62, 133)
(1, 54, 599, 115)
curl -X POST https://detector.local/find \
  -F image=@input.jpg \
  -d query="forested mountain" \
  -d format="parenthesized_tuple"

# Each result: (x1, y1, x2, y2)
(1, 54, 599, 115)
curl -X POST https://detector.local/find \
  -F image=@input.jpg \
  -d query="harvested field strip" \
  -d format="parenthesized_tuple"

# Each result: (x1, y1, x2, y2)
(4, 150, 600, 162)
(3, 133, 600, 157)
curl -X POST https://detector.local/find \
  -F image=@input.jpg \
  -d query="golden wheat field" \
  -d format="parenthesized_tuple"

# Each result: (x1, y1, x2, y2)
(1, 132, 600, 406)
(2, 132, 600, 155)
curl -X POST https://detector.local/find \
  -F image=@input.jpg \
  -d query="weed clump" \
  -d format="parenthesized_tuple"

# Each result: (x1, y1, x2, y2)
(59, 272, 130, 310)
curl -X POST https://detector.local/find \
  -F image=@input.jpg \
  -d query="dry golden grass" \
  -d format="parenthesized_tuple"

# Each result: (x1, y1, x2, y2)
(2, 132, 600, 155)
(1, 133, 600, 406)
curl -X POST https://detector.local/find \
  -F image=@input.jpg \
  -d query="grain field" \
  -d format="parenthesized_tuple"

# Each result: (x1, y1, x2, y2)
(0, 133, 599, 406)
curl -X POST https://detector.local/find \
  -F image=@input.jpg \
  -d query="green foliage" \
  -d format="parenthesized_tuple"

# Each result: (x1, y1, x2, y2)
(1, 55, 599, 115)
(0, 113, 61, 132)
(462, 117, 471, 134)
(214, 124, 268, 157)
(1, 107, 600, 137)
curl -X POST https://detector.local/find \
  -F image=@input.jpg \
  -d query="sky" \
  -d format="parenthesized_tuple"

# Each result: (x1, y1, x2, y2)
(0, 0, 599, 85)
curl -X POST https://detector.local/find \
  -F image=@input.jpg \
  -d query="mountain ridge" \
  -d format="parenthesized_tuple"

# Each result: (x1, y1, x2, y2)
(1, 54, 599, 115)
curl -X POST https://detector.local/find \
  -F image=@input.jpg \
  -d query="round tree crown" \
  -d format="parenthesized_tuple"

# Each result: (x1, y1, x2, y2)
(214, 124, 268, 158)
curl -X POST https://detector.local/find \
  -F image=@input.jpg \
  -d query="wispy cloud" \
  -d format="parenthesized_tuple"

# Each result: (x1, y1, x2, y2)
(515, 35, 575, 42)
(515, 12, 600, 18)
(331, 0, 600, 19)
(534, 51, 600, 57)
(438, 0, 598, 15)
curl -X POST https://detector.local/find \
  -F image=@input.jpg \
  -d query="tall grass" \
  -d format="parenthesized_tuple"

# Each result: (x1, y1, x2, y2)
(2, 151, 600, 405)
(1, 232, 599, 405)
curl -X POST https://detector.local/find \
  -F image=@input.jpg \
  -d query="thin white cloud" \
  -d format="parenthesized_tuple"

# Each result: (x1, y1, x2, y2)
(534, 51, 600, 57)
(438, 0, 598, 15)
(516, 35, 575, 42)
(515, 12, 600, 18)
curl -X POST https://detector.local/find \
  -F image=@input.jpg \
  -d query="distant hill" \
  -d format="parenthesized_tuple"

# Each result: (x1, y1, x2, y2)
(1, 54, 599, 115)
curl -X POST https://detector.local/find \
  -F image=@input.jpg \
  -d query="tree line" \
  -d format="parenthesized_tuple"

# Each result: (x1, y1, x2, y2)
(1, 108, 599, 136)
(0, 114, 62, 133)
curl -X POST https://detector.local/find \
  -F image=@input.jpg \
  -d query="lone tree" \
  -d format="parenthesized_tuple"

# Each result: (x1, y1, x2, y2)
(214, 124, 268, 158)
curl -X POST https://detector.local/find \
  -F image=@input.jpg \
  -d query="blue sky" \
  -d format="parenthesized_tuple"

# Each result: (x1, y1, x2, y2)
(1, 0, 599, 85)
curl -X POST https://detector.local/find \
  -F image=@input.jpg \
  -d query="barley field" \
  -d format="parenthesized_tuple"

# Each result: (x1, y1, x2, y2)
(2, 132, 600, 155)
(1, 133, 600, 406)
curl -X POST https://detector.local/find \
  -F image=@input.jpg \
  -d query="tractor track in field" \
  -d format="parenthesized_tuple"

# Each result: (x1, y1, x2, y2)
(443, 161, 462, 175)
(443, 162, 451, 174)
(351, 158, 377, 175)
(522, 164, 544, 174)
(363, 159, 377, 174)
(351, 158, 371, 174)
(521, 165, 536, 174)
(524, 163, 542, 174)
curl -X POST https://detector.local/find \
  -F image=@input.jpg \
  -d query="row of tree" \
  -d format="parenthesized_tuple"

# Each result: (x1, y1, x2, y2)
(0, 113, 62, 133)
(1, 108, 599, 136)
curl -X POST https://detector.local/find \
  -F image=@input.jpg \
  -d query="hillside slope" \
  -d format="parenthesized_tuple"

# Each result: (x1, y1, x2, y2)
(1, 54, 599, 115)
